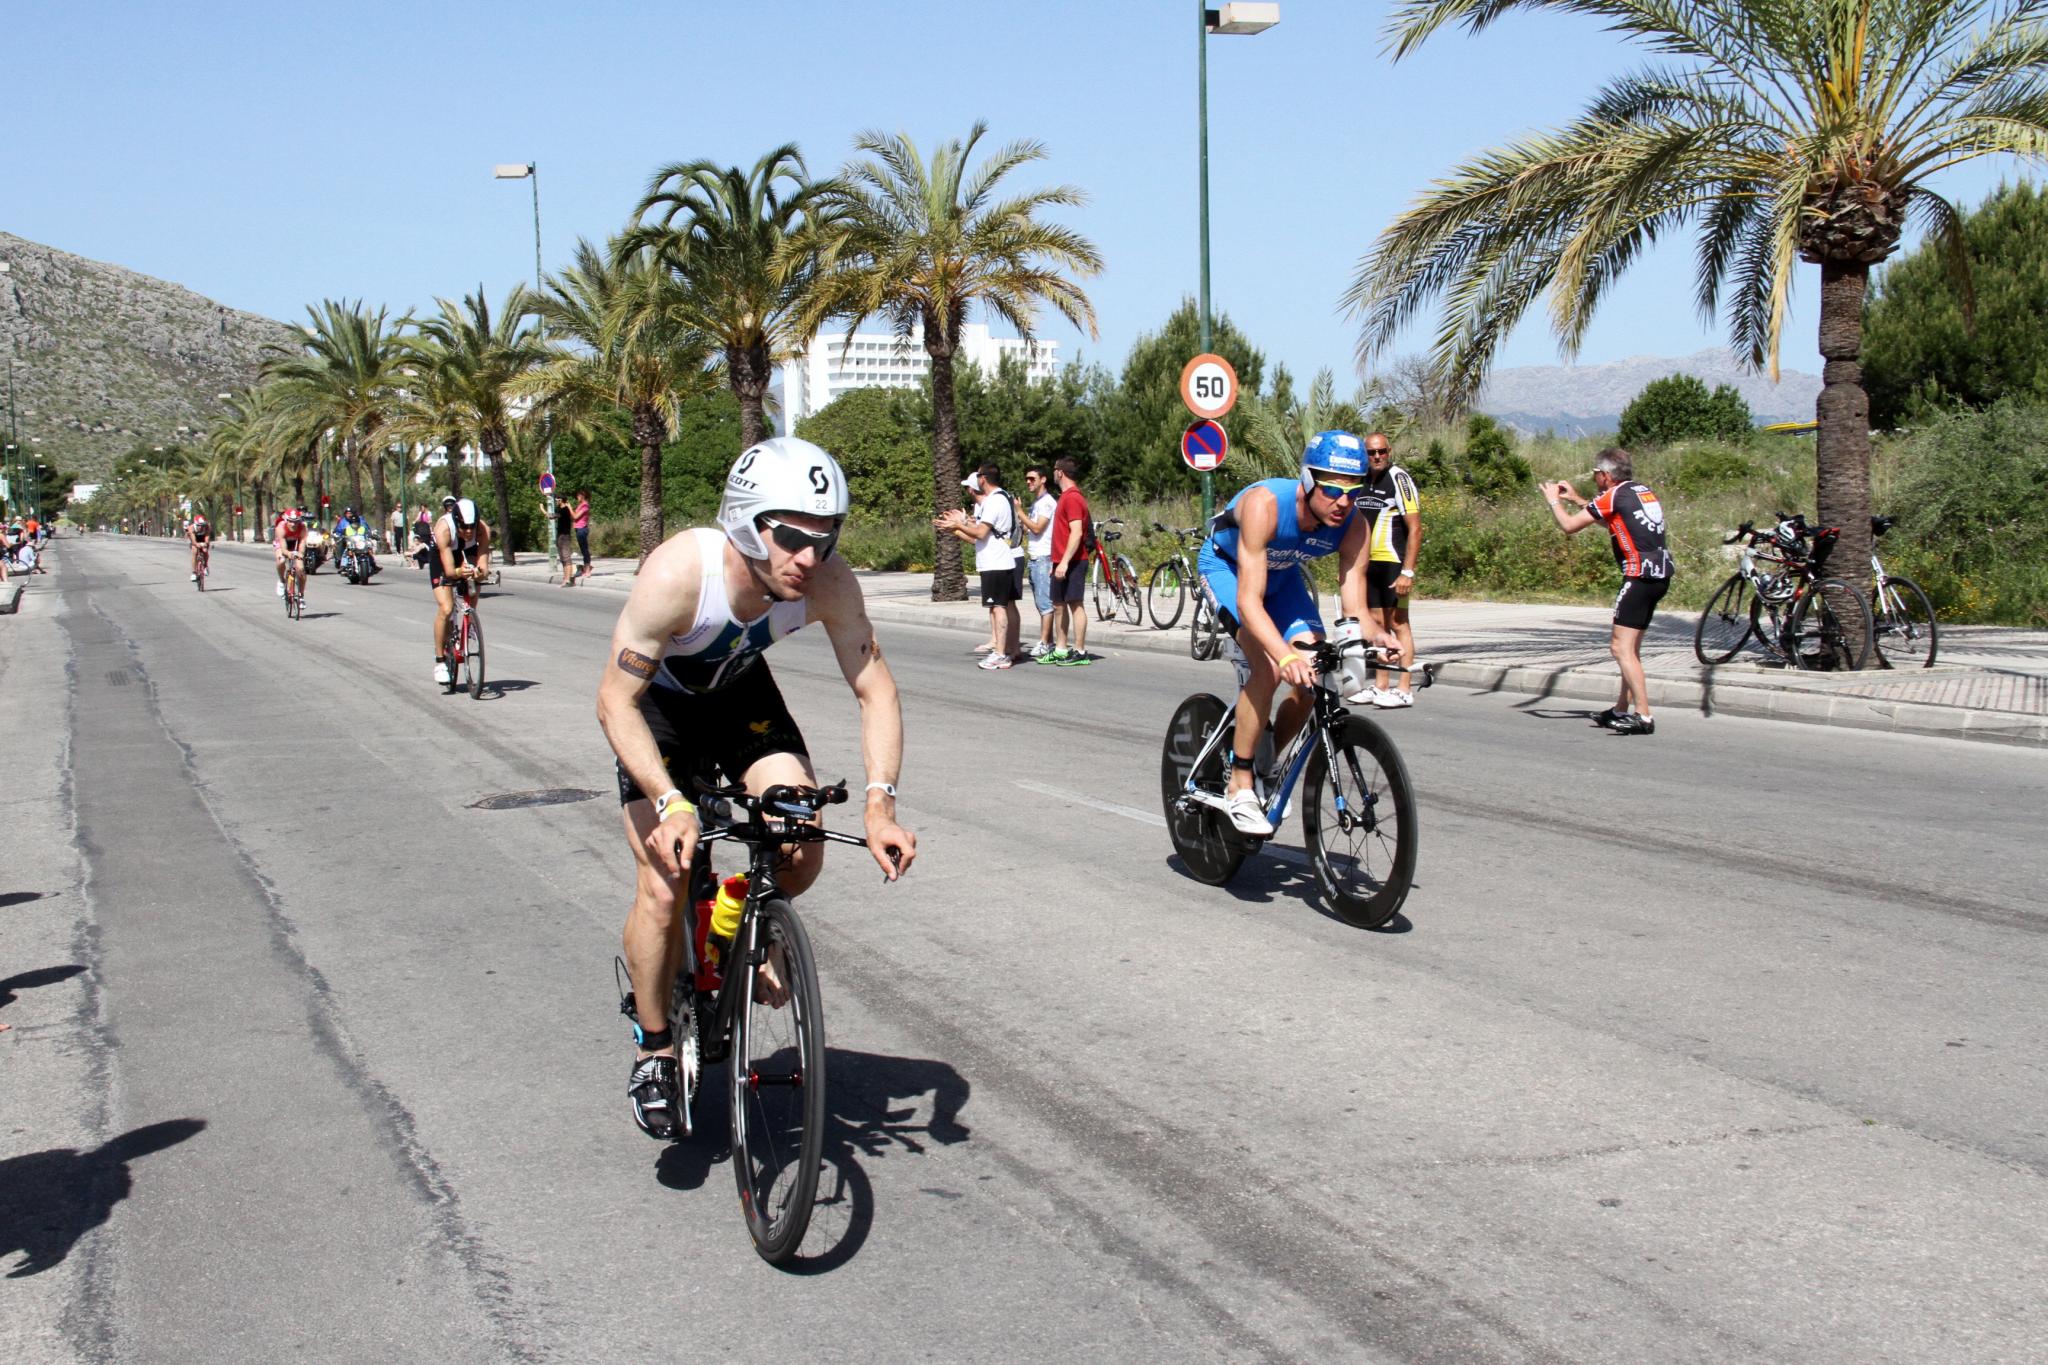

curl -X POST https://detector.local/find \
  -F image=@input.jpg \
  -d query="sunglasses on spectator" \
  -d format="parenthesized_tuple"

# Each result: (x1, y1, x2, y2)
(759, 516, 841, 560)
(1314, 479, 1367, 501)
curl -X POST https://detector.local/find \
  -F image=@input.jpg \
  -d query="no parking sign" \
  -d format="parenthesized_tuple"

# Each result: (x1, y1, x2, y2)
(1181, 419, 1228, 472)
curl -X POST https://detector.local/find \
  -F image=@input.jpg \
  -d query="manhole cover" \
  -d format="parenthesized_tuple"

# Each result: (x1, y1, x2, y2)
(468, 788, 602, 811)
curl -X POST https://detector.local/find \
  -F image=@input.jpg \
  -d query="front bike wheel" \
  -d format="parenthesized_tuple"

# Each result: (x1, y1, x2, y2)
(1693, 573, 1755, 664)
(1146, 560, 1187, 630)
(729, 897, 826, 1265)
(1161, 693, 1249, 885)
(1090, 558, 1115, 622)
(1789, 577, 1872, 672)
(464, 613, 486, 699)
(1114, 554, 1143, 626)
(1302, 713, 1418, 928)
(1872, 576, 1938, 669)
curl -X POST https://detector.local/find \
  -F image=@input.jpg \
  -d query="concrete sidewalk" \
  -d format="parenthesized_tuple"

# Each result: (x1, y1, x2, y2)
(507, 552, 2048, 748)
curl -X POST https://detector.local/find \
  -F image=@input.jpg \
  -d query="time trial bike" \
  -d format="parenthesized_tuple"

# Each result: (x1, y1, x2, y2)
(1162, 641, 1424, 928)
(442, 572, 485, 698)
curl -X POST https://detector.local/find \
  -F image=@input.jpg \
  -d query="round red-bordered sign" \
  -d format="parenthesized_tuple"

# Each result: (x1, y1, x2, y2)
(1179, 353, 1240, 420)
(1181, 419, 1228, 472)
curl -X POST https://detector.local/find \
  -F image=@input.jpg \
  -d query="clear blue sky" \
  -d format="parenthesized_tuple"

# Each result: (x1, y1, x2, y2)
(7, 1, 2015, 391)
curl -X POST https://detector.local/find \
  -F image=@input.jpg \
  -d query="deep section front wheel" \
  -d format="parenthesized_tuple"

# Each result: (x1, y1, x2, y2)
(1693, 573, 1755, 664)
(729, 897, 826, 1265)
(1302, 712, 1418, 928)
(1872, 576, 1938, 669)
(1146, 560, 1187, 630)
(1161, 693, 1248, 885)
(1788, 577, 1872, 672)
(464, 615, 486, 699)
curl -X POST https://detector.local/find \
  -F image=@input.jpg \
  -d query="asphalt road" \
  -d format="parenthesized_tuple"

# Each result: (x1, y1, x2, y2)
(5, 535, 2045, 1363)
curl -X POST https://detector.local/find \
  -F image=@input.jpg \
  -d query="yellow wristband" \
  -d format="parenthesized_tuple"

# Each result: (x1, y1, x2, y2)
(1278, 651, 1305, 668)
(653, 790, 695, 822)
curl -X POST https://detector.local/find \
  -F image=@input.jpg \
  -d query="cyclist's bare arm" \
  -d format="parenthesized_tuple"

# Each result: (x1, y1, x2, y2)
(596, 534, 705, 878)
(1229, 488, 1314, 685)
(472, 520, 494, 573)
(435, 520, 463, 578)
(809, 560, 918, 880)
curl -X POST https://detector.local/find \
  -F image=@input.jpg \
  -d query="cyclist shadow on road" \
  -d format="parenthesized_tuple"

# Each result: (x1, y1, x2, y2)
(0, 1119, 207, 1277)
(655, 1047, 970, 1273)
(1164, 854, 1414, 934)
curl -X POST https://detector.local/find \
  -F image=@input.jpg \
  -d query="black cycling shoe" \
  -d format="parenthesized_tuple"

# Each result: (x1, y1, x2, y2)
(1593, 706, 1627, 728)
(628, 1054, 681, 1141)
(1610, 712, 1657, 736)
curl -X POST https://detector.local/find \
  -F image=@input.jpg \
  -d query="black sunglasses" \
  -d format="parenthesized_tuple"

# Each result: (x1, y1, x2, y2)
(759, 516, 841, 560)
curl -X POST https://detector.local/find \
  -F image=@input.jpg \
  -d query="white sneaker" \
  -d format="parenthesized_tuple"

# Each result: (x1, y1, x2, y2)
(1371, 687, 1402, 709)
(1389, 689, 1415, 708)
(276, 582, 285, 597)
(190, 572, 198, 581)
(1224, 789, 1274, 837)
(433, 661, 451, 684)
(1029, 641, 1052, 658)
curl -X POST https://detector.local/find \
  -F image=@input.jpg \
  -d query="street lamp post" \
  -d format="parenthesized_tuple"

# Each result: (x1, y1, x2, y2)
(495, 160, 556, 571)
(1196, 2, 1279, 527)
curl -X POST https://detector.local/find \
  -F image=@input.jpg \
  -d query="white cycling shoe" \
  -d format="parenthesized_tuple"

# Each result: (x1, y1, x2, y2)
(275, 582, 285, 597)
(1224, 789, 1274, 837)
(433, 661, 451, 684)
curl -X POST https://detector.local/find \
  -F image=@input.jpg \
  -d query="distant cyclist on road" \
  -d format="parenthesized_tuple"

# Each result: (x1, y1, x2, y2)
(430, 495, 493, 685)
(1196, 430, 1399, 837)
(597, 436, 918, 1142)
(187, 509, 213, 582)
(273, 508, 309, 601)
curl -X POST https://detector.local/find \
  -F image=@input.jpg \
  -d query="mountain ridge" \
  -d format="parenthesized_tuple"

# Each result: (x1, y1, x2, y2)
(1475, 346, 1822, 437)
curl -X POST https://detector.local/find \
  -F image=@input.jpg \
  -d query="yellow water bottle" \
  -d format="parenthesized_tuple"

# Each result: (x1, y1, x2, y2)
(709, 875, 749, 948)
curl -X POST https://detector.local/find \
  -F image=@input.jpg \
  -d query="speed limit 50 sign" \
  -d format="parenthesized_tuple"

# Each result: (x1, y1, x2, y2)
(1179, 353, 1240, 420)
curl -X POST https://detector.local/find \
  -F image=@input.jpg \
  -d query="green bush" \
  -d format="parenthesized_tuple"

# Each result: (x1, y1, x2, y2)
(1880, 399, 2048, 623)
(1460, 413, 1533, 501)
(1666, 443, 1758, 495)
(1618, 374, 1754, 447)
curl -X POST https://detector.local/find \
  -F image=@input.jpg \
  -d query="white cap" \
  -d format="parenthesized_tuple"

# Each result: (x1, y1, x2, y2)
(960, 473, 982, 491)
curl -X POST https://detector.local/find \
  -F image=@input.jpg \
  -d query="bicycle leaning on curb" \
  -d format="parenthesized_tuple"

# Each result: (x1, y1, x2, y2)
(1162, 641, 1426, 928)
(1694, 515, 1872, 671)
(1144, 523, 1203, 630)
(1868, 515, 1938, 668)
(1087, 518, 1143, 626)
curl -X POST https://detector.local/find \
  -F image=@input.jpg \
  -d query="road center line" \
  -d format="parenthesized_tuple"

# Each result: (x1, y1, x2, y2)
(1016, 779, 1164, 827)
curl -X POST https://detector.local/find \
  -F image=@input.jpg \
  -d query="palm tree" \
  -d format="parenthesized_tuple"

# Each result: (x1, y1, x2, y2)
(791, 123, 1102, 601)
(518, 236, 719, 560)
(628, 144, 832, 449)
(406, 287, 549, 561)
(262, 300, 408, 529)
(1346, 0, 2048, 596)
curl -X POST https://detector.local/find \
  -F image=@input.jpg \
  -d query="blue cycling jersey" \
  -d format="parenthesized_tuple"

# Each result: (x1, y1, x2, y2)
(1203, 477, 1355, 570)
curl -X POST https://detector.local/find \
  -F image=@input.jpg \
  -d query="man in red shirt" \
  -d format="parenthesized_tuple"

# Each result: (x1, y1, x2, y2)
(1042, 456, 1093, 666)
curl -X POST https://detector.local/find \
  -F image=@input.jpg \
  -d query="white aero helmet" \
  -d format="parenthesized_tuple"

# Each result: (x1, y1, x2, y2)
(719, 436, 850, 559)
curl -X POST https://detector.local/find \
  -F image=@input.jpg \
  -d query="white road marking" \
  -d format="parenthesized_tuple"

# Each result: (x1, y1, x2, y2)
(1014, 779, 1314, 868)
(392, 614, 542, 656)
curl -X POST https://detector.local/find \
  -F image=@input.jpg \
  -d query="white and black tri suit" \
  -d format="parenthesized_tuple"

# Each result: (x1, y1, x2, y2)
(429, 512, 483, 590)
(616, 527, 815, 805)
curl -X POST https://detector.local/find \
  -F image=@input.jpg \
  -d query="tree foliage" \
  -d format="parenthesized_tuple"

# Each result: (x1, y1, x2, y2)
(1863, 182, 2048, 430)
(1618, 374, 1753, 448)
(1093, 298, 1264, 499)
(1458, 413, 1533, 501)
(795, 386, 929, 516)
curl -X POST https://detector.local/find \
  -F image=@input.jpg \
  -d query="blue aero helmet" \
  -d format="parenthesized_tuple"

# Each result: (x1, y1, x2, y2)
(1299, 430, 1369, 489)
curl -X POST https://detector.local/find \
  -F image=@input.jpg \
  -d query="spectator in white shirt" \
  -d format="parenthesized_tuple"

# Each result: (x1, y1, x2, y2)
(933, 463, 1023, 670)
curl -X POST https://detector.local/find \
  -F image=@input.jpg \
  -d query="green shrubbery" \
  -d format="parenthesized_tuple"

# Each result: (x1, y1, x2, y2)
(1618, 374, 1754, 447)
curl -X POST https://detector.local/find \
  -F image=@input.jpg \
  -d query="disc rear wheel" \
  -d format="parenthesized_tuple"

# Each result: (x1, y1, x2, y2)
(729, 897, 826, 1265)
(1161, 693, 1249, 885)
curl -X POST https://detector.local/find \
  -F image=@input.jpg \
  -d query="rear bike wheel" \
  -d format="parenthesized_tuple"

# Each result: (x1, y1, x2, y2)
(1189, 590, 1223, 661)
(1160, 693, 1250, 885)
(1788, 577, 1873, 672)
(1693, 573, 1755, 664)
(1872, 576, 1938, 669)
(729, 897, 826, 1265)
(1302, 712, 1418, 928)
(1090, 558, 1115, 622)
(464, 612, 486, 699)
(1114, 554, 1143, 626)
(1146, 559, 1187, 630)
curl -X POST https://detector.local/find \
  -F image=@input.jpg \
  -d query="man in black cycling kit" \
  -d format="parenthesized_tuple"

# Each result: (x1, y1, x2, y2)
(1544, 447, 1674, 735)
(598, 437, 918, 1141)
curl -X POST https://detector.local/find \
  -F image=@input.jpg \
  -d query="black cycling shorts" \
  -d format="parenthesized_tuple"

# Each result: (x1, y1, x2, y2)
(615, 663, 810, 806)
(1366, 561, 1410, 611)
(1612, 573, 1671, 630)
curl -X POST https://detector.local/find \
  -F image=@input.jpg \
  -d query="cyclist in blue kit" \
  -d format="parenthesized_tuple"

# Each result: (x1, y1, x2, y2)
(1196, 430, 1400, 836)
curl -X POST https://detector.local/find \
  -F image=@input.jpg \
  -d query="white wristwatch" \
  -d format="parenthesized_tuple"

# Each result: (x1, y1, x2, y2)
(865, 782, 898, 799)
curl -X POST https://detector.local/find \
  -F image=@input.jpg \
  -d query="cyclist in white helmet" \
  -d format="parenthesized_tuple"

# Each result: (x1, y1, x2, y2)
(598, 436, 919, 1141)
(430, 494, 493, 684)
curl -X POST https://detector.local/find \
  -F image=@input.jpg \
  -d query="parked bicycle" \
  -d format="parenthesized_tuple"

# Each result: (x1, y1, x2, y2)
(1868, 515, 1938, 668)
(1161, 641, 1425, 928)
(1694, 515, 1872, 671)
(1189, 573, 1225, 661)
(618, 777, 880, 1264)
(442, 573, 486, 698)
(1144, 523, 1203, 629)
(1088, 518, 1143, 626)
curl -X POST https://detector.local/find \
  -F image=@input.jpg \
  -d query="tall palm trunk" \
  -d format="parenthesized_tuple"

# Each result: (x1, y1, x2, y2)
(633, 405, 668, 564)
(445, 433, 465, 498)
(926, 341, 967, 601)
(345, 438, 365, 517)
(369, 450, 391, 536)
(1813, 258, 1874, 664)
(482, 430, 516, 564)
(729, 340, 772, 449)
(293, 473, 306, 508)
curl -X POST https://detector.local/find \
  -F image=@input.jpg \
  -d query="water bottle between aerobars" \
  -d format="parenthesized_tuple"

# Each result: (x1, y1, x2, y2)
(692, 875, 750, 991)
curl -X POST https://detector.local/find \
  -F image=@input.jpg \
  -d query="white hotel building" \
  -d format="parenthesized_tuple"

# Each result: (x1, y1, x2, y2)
(773, 322, 1058, 432)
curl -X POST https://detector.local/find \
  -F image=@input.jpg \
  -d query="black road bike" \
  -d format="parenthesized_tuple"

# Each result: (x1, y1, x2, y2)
(1145, 523, 1203, 630)
(622, 778, 876, 1264)
(1162, 642, 1421, 928)
(1695, 516, 1872, 671)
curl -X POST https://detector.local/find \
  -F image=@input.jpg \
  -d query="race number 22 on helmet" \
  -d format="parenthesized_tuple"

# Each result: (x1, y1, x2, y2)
(717, 436, 850, 560)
